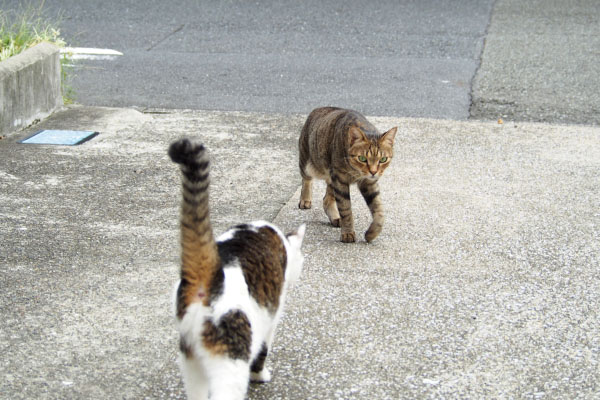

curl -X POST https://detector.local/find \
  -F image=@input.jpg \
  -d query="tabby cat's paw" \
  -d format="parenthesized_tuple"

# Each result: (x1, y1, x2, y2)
(250, 369, 271, 383)
(299, 200, 312, 209)
(330, 218, 340, 227)
(365, 225, 382, 243)
(341, 232, 356, 243)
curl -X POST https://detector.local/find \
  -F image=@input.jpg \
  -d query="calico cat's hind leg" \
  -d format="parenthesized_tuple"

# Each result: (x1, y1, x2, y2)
(179, 356, 209, 400)
(323, 183, 340, 227)
(358, 179, 384, 243)
(250, 343, 271, 383)
(206, 358, 250, 400)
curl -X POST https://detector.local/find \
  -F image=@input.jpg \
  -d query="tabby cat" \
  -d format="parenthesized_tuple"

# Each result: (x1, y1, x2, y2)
(169, 138, 306, 400)
(298, 107, 397, 243)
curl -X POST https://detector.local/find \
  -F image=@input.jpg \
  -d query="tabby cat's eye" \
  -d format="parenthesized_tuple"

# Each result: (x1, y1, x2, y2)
(358, 155, 367, 162)
(380, 157, 388, 163)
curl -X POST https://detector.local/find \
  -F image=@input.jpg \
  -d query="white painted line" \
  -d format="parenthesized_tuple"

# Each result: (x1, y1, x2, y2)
(60, 47, 123, 61)
(67, 54, 118, 60)
(62, 47, 123, 55)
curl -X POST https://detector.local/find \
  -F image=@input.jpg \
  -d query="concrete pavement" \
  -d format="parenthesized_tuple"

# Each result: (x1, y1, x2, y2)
(1, 106, 598, 398)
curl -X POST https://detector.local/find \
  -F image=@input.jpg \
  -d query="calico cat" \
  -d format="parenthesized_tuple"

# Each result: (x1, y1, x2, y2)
(169, 138, 305, 400)
(298, 107, 397, 243)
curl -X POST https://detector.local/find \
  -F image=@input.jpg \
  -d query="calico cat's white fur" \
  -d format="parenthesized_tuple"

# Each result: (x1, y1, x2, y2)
(169, 139, 305, 400)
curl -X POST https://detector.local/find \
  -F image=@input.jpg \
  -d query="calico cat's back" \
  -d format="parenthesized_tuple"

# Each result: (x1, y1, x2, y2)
(169, 138, 305, 316)
(216, 222, 289, 314)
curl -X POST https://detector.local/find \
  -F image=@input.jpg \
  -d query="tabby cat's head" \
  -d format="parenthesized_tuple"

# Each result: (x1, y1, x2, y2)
(347, 126, 397, 180)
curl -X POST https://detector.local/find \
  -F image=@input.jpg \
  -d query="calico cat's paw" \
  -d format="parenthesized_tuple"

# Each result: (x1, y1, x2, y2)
(250, 369, 272, 383)
(298, 200, 312, 209)
(341, 231, 356, 243)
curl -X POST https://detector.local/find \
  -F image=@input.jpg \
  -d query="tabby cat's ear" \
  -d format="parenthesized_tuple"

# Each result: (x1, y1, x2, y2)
(379, 127, 398, 148)
(348, 126, 368, 146)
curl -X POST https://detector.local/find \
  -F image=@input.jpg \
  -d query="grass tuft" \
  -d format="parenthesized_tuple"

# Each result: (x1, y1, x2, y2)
(0, 1, 74, 103)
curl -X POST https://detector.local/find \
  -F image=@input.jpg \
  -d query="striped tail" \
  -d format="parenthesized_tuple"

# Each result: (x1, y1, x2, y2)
(169, 139, 220, 317)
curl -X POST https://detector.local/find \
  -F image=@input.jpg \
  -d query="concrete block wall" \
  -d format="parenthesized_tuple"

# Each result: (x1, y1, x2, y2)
(0, 42, 63, 135)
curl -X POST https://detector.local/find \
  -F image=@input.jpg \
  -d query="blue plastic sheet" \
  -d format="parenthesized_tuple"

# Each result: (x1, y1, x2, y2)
(19, 130, 98, 145)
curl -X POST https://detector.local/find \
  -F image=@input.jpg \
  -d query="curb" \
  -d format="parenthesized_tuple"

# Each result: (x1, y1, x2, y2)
(0, 42, 63, 136)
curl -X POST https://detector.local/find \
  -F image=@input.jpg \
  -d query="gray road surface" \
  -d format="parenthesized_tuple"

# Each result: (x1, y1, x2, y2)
(471, 0, 600, 125)
(6, 0, 493, 118)
(4, 0, 597, 124)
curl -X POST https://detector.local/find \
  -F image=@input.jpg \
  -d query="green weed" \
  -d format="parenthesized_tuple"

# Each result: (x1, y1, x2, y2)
(0, 1, 74, 103)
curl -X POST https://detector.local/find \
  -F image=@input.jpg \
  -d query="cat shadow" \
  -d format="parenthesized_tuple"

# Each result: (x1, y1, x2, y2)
(318, 221, 337, 228)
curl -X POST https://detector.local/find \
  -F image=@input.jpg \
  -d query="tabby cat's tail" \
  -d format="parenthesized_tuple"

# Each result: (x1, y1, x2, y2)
(169, 139, 220, 314)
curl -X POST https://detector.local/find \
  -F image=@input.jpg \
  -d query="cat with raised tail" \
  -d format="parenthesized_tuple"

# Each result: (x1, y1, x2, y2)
(298, 107, 397, 243)
(169, 138, 306, 400)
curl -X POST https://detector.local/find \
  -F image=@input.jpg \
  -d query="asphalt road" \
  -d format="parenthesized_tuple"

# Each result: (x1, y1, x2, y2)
(471, 0, 600, 125)
(6, 0, 598, 124)
(4, 0, 495, 119)
(6, 0, 600, 124)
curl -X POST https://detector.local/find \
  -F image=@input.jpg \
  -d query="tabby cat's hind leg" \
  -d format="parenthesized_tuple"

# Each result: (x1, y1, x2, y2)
(299, 177, 313, 209)
(323, 183, 340, 227)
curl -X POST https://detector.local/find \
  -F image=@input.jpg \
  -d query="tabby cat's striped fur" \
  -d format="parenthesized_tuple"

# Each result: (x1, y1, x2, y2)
(299, 107, 397, 243)
(169, 138, 305, 400)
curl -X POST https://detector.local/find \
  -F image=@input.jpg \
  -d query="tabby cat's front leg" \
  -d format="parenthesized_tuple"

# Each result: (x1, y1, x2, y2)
(358, 179, 384, 243)
(323, 183, 341, 227)
(331, 177, 355, 242)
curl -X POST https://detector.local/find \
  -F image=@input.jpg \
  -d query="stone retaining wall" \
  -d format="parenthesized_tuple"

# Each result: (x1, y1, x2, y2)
(0, 42, 63, 135)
